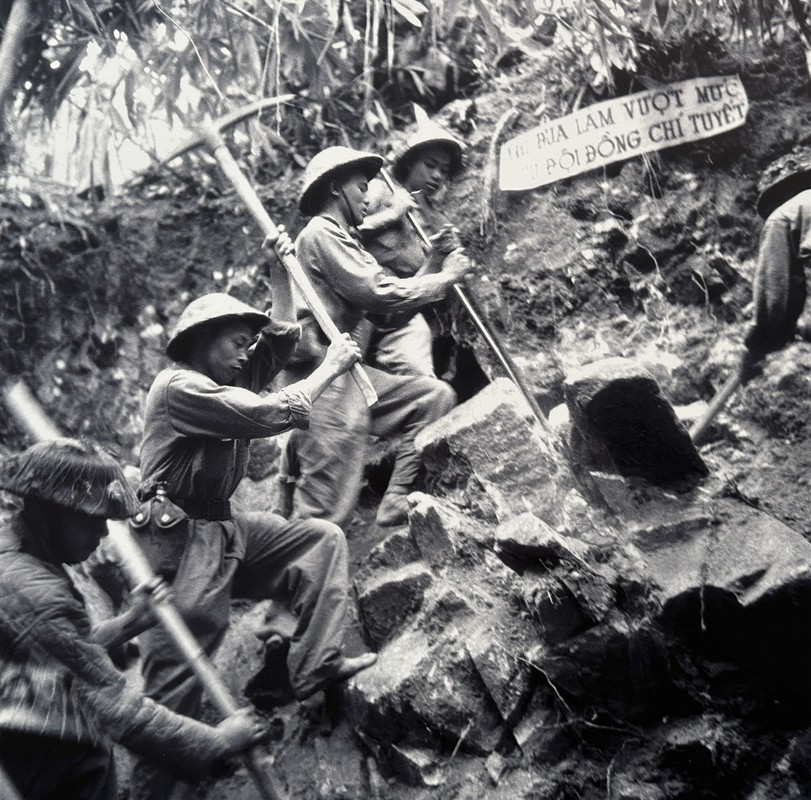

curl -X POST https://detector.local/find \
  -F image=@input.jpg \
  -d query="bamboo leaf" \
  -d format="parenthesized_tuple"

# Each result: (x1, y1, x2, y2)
(392, 0, 423, 28)
(396, 0, 429, 13)
(640, 0, 657, 30)
(68, 0, 102, 34)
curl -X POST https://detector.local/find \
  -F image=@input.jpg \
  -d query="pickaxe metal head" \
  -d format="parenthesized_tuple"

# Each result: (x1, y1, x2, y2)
(160, 94, 296, 165)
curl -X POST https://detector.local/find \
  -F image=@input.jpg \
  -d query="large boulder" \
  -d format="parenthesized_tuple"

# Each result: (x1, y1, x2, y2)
(345, 626, 505, 754)
(563, 357, 708, 486)
(415, 378, 572, 525)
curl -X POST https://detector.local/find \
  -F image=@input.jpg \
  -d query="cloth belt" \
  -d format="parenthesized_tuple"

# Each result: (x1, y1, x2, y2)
(175, 497, 232, 521)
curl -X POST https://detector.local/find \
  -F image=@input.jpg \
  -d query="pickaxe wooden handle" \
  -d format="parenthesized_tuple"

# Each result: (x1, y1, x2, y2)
(689, 359, 746, 443)
(1, 380, 286, 800)
(0, 763, 23, 800)
(163, 97, 377, 407)
(378, 168, 553, 434)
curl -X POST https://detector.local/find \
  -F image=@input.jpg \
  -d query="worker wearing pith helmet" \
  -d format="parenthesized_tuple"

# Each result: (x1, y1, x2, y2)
(359, 110, 467, 378)
(277, 144, 473, 529)
(298, 145, 384, 218)
(743, 147, 811, 373)
(391, 115, 464, 185)
(132, 236, 376, 799)
(0, 439, 266, 800)
(164, 292, 270, 361)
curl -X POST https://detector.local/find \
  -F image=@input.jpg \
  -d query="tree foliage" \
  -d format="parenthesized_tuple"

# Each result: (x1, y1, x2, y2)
(0, 0, 809, 191)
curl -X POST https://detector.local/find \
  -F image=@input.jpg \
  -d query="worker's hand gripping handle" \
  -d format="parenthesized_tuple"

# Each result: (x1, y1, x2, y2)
(201, 125, 377, 407)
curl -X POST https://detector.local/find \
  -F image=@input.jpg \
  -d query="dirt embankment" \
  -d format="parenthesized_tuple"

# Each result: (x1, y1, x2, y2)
(2, 29, 811, 800)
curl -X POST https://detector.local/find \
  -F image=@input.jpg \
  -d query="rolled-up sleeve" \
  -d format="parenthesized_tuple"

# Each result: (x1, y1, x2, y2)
(241, 318, 302, 393)
(165, 371, 311, 440)
(278, 384, 312, 429)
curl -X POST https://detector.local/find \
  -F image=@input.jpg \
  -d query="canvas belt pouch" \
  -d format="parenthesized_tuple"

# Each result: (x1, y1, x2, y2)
(129, 494, 190, 579)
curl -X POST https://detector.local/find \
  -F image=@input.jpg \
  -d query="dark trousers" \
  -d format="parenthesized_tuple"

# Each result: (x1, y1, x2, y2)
(284, 364, 457, 526)
(130, 511, 348, 800)
(0, 730, 115, 800)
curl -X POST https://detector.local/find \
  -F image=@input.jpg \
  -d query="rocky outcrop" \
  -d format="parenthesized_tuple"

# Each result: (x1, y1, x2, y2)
(337, 359, 811, 788)
(415, 378, 572, 525)
(563, 357, 708, 485)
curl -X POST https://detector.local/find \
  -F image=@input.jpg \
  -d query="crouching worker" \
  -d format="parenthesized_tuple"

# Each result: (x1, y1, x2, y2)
(131, 229, 376, 799)
(0, 438, 266, 800)
(281, 146, 474, 528)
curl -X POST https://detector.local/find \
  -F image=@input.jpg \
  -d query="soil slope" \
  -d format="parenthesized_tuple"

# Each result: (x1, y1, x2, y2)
(2, 29, 811, 800)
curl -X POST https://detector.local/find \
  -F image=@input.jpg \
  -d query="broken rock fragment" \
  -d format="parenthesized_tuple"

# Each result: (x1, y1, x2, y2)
(408, 492, 491, 566)
(345, 627, 505, 754)
(364, 527, 420, 572)
(388, 744, 446, 787)
(522, 565, 614, 645)
(563, 357, 707, 485)
(356, 562, 433, 648)
(495, 511, 591, 565)
(528, 618, 672, 721)
(465, 621, 535, 726)
(523, 574, 594, 644)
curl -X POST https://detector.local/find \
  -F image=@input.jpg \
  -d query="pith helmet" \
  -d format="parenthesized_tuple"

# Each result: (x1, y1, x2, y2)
(393, 120, 464, 182)
(756, 147, 811, 219)
(299, 146, 383, 216)
(165, 293, 268, 361)
(0, 438, 138, 519)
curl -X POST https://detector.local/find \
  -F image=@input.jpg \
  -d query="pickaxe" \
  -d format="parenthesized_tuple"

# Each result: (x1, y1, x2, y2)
(690, 324, 811, 443)
(159, 95, 378, 407)
(378, 168, 554, 436)
(2, 380, 287, 800)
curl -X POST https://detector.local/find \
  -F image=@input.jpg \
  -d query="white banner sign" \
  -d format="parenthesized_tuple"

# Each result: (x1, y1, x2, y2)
(499, 75, 748, 192)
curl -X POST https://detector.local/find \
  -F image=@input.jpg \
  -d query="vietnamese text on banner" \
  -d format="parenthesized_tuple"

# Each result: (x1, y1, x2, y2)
(499, 75, 748, 192)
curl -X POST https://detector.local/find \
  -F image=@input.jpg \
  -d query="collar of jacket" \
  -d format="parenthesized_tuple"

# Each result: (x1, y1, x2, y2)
(318, 213, 363, 242)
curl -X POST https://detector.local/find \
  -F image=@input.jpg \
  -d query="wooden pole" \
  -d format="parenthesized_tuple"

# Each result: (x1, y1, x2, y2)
(0, 380, 286, 800)
(200, 124, 378, 408)
(689, 361, 745, 443)
(106, 520, 284, 800)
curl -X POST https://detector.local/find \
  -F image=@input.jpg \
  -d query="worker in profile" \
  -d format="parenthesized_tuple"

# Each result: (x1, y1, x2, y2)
(280, 145, 473, 529)
(131, 226, 376, 799)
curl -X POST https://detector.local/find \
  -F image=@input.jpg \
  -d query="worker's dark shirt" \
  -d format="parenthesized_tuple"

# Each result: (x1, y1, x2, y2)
(746, 189, 811, 358)
(0, 510, 227, 774)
